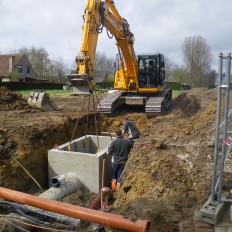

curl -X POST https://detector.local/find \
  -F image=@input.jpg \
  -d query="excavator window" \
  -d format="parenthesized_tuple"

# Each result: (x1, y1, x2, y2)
(138, 58, 157, 88)
(138, 59, 146, 87)
(139, 59, 146, 70)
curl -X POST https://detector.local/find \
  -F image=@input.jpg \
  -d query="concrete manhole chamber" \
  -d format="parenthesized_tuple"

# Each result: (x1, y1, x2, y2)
(48, 135, 113, 193)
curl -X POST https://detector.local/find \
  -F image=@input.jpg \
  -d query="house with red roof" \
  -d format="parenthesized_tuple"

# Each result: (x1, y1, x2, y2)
(0, 54, 46, 82)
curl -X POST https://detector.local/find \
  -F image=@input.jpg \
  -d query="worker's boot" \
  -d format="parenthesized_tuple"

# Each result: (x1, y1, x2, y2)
(115, 183, 121, 192)
(111, 180, 116, 191)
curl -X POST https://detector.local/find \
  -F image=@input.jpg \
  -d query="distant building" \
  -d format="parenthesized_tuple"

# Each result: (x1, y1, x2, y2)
(0, 53, 47, 82)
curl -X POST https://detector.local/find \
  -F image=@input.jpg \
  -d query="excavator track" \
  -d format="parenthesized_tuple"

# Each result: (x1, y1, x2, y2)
(97, 88, 172, 117)
(97, 90, 124, 116)
(145, 88, 172, 116)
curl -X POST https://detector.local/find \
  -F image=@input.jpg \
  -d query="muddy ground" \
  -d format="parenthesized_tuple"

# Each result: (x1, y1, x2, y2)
(0, 86, 231, 232)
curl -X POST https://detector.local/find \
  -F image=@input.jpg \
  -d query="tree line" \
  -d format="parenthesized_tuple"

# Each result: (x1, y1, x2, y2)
(17, 47, 115, 84)
(165, 35, 216, 88)
(19, 35, 216, 87)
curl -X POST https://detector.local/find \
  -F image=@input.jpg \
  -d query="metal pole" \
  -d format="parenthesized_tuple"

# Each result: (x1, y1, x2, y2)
(101, 159, 105, 209)
(217, 53, 231, 203)
(214, 144, 232, 193)
(210, 53, 223, 201)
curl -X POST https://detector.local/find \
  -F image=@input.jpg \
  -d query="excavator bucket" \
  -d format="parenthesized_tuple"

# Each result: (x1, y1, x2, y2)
(27, 90, 59, 111)
(67, 74, 91, 95)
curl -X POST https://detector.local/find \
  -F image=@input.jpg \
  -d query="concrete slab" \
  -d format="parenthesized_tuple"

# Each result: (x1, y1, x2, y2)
(214, 205, 232, 232)
(198, 195, 228, 224)
(48, 135, 113, 193)
(195, 199, 232, 232)
(194, 211, 214, 232)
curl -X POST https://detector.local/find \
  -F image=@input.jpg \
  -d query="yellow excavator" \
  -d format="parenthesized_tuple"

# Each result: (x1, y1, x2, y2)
(67, 0, 172, 116)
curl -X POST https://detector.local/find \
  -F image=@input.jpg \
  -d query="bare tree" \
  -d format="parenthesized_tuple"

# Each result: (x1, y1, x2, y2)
(171, 66, 189, 84)
(48, 58, 68, 83)
(94, 51, 114, 76)
(181, 35, 213, 87)
(71, 51, 114, 74)
(164, 57, 178, 82)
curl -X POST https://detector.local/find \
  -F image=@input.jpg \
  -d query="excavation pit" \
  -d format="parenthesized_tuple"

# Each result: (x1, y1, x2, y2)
(48, 135, 113, 193)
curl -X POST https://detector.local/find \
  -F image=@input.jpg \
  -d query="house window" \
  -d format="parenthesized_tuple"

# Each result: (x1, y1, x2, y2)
(18, 65, 23, 73)
(26, 66, 30, 74)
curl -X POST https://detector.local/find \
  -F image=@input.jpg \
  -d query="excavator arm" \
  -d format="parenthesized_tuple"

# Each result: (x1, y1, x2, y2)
(76, 0, 101, 80)
(68, 0, 139, 94)
(102, 0, 139, 90)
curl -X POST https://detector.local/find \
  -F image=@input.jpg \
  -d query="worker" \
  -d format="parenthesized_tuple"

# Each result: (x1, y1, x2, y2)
(107, 130, 132, 191)
(147, 60, 156, 86)
(122, 117, 140, 147)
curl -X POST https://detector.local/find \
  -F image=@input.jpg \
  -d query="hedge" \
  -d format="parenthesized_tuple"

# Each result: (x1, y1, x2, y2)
(0, 82, 64, 91)
(0, 81, 189, 91)
(96, 81, 184, 90)
(96, 82, 114, 89)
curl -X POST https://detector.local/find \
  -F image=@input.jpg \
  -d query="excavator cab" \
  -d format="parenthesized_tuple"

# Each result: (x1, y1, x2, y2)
(138, 54, 165, 88)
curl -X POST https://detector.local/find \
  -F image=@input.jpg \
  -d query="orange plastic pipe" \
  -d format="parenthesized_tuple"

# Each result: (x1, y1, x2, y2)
(0, 187, 150, 232)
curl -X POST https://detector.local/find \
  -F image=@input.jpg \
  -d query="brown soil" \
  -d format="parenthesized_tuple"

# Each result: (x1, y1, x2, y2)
(0, 86, 229, 232)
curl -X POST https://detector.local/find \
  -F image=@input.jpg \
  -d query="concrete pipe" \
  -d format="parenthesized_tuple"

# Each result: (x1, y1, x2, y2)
(39, 172, 82, 201)
(0, 187, 150, 232)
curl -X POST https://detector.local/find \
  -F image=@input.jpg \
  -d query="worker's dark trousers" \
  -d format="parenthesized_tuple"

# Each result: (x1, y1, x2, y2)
(112, 162, 125, 184)
(129, 137, 139, 148)
(129, 138, 134, 147)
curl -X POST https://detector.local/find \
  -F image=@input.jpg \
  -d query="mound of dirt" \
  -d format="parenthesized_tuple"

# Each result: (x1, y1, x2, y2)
(171, 87, 217, 117)
(0, 87, 227, 232)
(109, 88, 219, 231)
(0, 87, 31, 111)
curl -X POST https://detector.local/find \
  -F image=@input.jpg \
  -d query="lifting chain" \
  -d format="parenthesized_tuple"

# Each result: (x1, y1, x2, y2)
(68, 88, 105, 152)
(94, 91, 103, 114)
(85, 94, 91, 134)
(68, 96, 88, 151)
(92, 92, 100, 151)
(84, 94, 91, 148)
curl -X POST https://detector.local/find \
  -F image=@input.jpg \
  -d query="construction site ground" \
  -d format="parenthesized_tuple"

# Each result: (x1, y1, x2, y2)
(0, 86, 232, 232)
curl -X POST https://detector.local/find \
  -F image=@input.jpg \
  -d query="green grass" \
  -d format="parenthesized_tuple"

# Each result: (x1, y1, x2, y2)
(16, 89, 72, 98)
(172, 90, 182, 97)
(15, 88, 182, 98)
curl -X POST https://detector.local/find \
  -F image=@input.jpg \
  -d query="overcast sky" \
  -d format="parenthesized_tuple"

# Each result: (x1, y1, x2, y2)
(0, 0, 231, 70)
